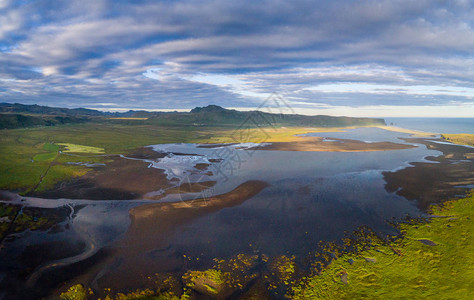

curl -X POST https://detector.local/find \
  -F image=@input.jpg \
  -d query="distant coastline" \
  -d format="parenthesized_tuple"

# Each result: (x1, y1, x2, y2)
(385, 117, 474, 134)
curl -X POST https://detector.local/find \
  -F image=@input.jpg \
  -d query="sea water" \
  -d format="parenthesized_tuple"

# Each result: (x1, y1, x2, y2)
(384, 118, 474, 134)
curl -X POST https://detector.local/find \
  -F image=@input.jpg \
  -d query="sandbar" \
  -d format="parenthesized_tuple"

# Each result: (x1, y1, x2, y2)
(384, 137, 474, 209)
(251, 136, 416, 152)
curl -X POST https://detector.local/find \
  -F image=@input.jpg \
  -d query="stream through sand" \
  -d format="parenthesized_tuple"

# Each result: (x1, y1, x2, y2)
(2, 127, 473, 299)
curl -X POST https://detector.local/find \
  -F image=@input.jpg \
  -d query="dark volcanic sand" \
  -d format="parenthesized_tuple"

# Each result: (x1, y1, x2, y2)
(33, 155, 172, 200)
(55, 180, 269, 296)
(383, 138, 474, 209)
(3, 135, 473, 299)
(126, 147, 168, 160)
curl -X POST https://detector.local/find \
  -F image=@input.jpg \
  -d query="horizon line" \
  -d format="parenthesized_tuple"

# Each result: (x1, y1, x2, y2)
(1, 101, 473, 118)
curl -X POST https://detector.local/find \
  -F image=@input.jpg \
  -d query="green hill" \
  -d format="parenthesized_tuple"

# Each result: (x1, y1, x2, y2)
(0, 113, 88, 129)
(148, 104, 385, 127)
(0, 103, 385, 129)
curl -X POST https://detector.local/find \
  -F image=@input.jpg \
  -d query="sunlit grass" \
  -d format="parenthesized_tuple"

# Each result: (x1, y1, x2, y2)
(1, 123, 329, 192)
(0, 122, 457, 194)
(442, 133, 474, 147)
(60, 284, 87, 300)
(0, 123, 234, 191)
(57, 143, 105, 154)
(60, 190, 474, 299)
(205, 126, 344, 144)
(290, 192, 474, 299)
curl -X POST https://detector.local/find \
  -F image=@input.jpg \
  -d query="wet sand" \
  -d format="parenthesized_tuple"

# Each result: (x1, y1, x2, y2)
(33, 154, 172, 200)
(49, 180, 269, 297)
(132, 180, 268, 218)
(143, 180, 217, 200)
(375, 125, 436, 137)
(251, 136, 416, 152)
(384, 138, 474, 209)
(30, 132, 415, 201)
(5, 130, 471, 298)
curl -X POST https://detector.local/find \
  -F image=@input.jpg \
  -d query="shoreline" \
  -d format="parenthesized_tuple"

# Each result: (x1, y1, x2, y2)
(2, 125, 473, 299)
(21, 125, 422, 201)
(383, 137, 474, 209)
(290, 190, 474, 299)
(60, 180, 270, 296)
(57, 190, 474, 299)
(249, 136, 416, 152)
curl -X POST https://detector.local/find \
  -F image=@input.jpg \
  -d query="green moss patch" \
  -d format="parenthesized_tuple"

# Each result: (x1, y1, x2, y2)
(60, 284, 87, 300)
(290, 192, 474, 299)
(0, 123, 222, 192)
(43, 142, 60, 152)
(32, 152, 57, 162)
(183, 269, 229, 295)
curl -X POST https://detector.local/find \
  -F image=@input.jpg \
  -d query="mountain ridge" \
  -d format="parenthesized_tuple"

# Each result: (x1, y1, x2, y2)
(0, 102, 386, 129)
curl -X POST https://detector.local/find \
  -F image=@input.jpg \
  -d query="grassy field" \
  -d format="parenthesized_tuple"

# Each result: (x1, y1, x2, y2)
(0, 122, 441, 194)
(207, 125, 422, 144)
(199, 126, 351, 144)
(59, 191, 474, 299)
(57, 143, 105, 154)
(1, 123, 332, 193)
(7, 122, 469, 299)
(0, 123, 205, 192)
(442, 134, 474, 147)
(290, 192, 474, 299)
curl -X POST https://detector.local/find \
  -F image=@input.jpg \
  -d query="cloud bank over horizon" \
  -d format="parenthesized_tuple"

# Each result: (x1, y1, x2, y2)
(0, 0, 473, 116)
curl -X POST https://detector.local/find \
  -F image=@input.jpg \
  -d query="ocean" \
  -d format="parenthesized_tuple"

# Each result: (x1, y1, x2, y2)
(384, 118, 474, 134)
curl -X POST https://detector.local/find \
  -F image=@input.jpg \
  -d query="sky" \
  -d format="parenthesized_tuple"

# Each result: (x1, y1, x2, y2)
(0, 0, 473, 117)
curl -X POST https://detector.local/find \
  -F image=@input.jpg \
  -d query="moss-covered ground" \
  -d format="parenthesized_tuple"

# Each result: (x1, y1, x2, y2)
(0, 124, 330, 193)
(58, 191, 473, 299)
(0, 204, 70, 238)
(0, 124, 209, 192)
(290, 191, 474, 299)
(4, 123, 472, 299)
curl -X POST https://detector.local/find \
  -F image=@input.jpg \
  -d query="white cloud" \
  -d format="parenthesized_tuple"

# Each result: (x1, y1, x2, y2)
(0, 8, 23, 39)
(0, 0, 10, 10)
(1, 0, 474, 116)
(184, 73, 271, 100)
(305, 83, 474, 98)
(229, 103, 474, 118)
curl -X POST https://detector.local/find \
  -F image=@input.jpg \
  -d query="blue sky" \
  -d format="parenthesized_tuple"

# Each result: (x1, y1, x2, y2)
(0, 0, 473, 117)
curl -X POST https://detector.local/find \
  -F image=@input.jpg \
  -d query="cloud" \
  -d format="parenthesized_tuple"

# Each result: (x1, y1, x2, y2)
(0, 0, 473, 116)
(0, 7, 24, 40)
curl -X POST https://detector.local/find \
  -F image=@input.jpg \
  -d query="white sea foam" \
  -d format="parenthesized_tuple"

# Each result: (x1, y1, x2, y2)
(148, 142, 272, 181)
(150, 154, 211, 180)
(234, 142, 272, 149)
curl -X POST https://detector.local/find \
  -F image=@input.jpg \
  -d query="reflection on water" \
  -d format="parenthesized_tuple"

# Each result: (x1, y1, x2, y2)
(151, 128, 440, 202)
(171, 171, 420, 260)
(0, 128, 447, 298)
(0, 200, 137, 298)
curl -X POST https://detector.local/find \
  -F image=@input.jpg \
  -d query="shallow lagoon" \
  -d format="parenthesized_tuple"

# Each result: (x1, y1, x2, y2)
(0, 128, 449, 297)
(152, 128, 438, 200)
(142, 128, 440, 259)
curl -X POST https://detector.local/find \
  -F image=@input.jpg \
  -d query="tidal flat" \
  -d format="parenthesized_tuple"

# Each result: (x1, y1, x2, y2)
(0, 125, 473, 299)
